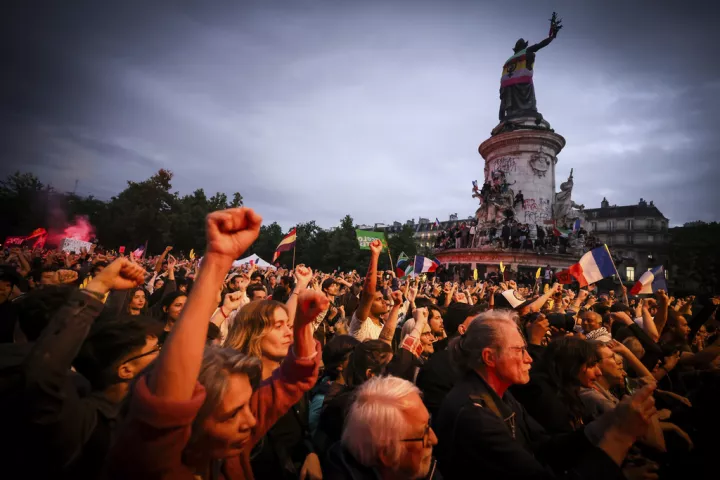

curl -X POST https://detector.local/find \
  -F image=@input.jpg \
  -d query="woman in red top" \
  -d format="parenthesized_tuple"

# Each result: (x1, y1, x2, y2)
(108, 208, 327, 479)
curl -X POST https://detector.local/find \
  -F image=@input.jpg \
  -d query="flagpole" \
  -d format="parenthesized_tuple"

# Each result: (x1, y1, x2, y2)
(292, 225, 297, 270)
(604, 244, 628, 305)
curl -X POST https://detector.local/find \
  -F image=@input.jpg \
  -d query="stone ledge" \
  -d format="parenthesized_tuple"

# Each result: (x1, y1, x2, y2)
(436, 248, 579, 268)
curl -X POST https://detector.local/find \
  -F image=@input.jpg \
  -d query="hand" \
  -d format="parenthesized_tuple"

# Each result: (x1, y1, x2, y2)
(299, 452, 323, 480)
(369, 239, 383, 256)
(607, 339, 629, 355)
(527, 316, 550, 346)
(167, 254, 177, 271)
(662, 352, 681, 372)
(205, 208, 262, 263)
(338, 305, 345, 318)
(164, 246, 173, 254)
(552, 283, 562, 294)
(408, 286, 419, 304)
(294, 265, 313, 289)
(85, 257, 146, 295)
(390, 289, 404, 306)
(295, 290, 330, 329)
(453, 292, 468, 303)
(612, 384, 657, 439)
(57, 269, 79, 284)
(413, 307, 429, 333)
(657, 409, 672, 421)
(655, 289, 669, 306)
(577, 289, 590, 301)
(223, 290, 245, 312)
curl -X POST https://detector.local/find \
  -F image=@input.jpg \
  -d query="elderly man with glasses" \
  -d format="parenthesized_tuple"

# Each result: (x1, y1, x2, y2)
(325, 375, 440, 479)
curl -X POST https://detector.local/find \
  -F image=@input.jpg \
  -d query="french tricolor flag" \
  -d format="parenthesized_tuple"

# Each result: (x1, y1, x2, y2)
(569, 245, 616, 287)
(630, 266, 668, 295)
(414, 255, 441, 273)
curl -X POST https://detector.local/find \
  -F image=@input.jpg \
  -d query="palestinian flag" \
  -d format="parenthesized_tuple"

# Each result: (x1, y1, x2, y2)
(396, 252, 410, 277)
(553, 226, 571, 238)
(272, 228, 297, 262)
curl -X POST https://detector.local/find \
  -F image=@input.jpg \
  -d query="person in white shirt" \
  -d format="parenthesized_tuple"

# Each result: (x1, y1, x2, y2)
(349, 239, 390, 342)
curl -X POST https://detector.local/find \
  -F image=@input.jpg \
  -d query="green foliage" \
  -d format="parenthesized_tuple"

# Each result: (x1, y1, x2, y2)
(0, 171, 404, 275)
(388, 224, 418, 261)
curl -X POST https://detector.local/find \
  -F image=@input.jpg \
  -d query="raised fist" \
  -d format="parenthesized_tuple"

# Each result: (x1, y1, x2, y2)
(205, 208, 262, 263)
(369, 239, 383, 255)
(86, 257, 147, 295)
(296, 290, 330, 329)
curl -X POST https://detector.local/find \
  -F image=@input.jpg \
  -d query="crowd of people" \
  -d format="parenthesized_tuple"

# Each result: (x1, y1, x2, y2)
(0, 206, 718, 479)
(434, 219, 602, 254)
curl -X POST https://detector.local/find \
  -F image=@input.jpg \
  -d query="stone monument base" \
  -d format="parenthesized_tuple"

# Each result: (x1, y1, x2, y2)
(435, 247, 578, 276)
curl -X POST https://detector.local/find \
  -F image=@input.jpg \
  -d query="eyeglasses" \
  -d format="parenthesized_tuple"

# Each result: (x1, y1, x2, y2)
(401, 415, 433, 448)
(122, 344, 161, 365)
(505, 345, 529, 355)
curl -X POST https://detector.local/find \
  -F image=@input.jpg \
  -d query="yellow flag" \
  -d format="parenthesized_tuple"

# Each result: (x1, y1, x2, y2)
(473, 268, 478, 280)
(535, 267, 542, 279)
(189, 249, 195, 260)
(544, 283, 550, 293)
(499, 261, 505, 273)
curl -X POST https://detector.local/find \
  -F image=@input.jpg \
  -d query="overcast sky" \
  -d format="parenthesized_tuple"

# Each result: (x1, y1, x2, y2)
(2, 0, 719, 229)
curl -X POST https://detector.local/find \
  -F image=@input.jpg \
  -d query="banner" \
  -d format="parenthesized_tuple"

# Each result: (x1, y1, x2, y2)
(555, 269, 574, 285)
(60, 237, 93, 254)
(3, 228, 48, 249)
(355, 230, 388, 251)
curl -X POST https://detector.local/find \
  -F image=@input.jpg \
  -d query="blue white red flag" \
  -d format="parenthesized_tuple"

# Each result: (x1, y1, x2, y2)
(434, 218, 441, 228)
(568, 245, 616, 287)
(630, 266, 668, 295)
(414, 255, 441, 273)
(573, 218, 582, 233)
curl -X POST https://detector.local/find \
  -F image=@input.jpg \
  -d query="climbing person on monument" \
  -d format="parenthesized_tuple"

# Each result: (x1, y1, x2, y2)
(514, 190, 524, 208)
(499, 13, 562, 122)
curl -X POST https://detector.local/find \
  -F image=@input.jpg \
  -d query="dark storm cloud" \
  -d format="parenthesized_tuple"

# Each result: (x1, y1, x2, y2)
(2, 0, 719, 229)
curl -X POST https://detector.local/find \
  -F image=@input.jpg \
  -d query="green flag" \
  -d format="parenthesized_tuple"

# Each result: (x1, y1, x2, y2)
(355, 229, 388, 251)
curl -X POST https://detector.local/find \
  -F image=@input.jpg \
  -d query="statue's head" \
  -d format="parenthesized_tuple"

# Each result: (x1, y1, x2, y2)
(514, 38, 529, 52)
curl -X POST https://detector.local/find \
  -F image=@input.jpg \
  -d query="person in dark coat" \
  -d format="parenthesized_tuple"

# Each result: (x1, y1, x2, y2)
(434, 309, 659, 480)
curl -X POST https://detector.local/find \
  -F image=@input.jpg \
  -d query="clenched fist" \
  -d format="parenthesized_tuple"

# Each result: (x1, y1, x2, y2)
(205, 208, 262, 263)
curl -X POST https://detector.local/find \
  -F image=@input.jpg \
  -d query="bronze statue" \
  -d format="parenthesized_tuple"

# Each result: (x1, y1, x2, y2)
(499, 12, 562, 123)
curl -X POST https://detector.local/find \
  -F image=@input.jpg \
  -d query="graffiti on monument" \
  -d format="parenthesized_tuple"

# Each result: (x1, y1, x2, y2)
(489, 156, 518, 176)
(523, 198, 551, 224)
(529, 153, 552, 178)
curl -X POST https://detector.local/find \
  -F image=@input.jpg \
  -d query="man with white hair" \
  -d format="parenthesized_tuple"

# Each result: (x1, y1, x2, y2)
(324, 376, 439, 479)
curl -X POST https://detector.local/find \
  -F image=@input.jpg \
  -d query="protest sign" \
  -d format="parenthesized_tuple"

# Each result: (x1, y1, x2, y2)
(60, 237, 93, 254)
(355, 230, 388, 251)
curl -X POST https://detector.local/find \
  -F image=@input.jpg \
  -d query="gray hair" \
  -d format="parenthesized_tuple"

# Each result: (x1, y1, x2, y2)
(449, 309, 520, 373)
(187, 346, 262, 449)
(342, 376, 420, 467)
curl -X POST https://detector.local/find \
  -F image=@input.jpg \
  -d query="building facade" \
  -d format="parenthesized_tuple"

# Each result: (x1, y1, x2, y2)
(584, 198, 670, 282)
(370, 215, 475, 250)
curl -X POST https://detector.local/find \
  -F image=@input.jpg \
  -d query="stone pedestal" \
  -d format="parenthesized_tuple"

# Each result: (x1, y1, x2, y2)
(478, 117, 566, 229)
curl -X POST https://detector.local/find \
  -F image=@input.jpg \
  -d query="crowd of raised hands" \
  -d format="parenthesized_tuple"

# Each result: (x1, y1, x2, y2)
(0, 206, 719, 479)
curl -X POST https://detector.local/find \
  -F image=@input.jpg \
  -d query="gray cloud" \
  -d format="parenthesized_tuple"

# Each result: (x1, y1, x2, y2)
(2, 0, 719, 229)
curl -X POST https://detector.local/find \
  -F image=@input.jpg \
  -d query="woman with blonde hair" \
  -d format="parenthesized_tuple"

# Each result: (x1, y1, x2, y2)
(224, 266, 324, 480)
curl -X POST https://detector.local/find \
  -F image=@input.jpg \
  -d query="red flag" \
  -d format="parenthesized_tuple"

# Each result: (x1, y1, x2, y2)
(555, 269, 574, 285)
(568, 263, 589, 288)
(272, 228, 297, 262)
(119, 246, 126, 254)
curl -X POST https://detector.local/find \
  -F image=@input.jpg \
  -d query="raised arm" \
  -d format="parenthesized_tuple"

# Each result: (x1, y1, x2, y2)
(526, 36, 553, 53)
(154, 246, 173, 273)
(148, 208, 261, 401)
(286, 265, 313, 327)
(354, 240, 382, 323)
(379, 290, 404, 345)
(653, 290, 670, 336)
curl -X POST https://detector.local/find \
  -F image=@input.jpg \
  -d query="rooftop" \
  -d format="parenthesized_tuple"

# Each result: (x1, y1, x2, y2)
(585, 198, 668, 221)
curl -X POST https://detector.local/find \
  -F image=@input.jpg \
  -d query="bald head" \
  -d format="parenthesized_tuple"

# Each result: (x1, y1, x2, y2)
(581, 311, 603, 334)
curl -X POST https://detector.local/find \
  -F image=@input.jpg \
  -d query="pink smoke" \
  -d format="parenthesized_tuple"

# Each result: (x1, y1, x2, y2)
(48, 215, 96, 246)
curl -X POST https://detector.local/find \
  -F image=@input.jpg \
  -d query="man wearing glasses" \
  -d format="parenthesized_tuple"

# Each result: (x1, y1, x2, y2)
(325, 375, 440, 479)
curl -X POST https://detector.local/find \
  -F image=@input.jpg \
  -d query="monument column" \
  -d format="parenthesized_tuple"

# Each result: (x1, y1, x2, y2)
(478, 119, 565, 230)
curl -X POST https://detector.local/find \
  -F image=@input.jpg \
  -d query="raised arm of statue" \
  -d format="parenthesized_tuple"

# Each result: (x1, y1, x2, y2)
(527, 36, 553, 53)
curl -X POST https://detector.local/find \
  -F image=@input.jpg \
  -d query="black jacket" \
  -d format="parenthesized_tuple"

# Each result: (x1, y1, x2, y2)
(416, 347, 458, 419)
(0, 289, 115, 479)
(435, 371, 624, 480)
(324, 442, 441, 480)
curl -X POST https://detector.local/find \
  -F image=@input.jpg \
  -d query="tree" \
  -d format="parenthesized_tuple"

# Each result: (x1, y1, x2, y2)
(0, 171, 55, 237)
(387, 224, 418, 263)
(230, 192, 244, 208)
(669, 222, 720, 294)
(326, 215, 364, 272)
(250, 222, 284, 263)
